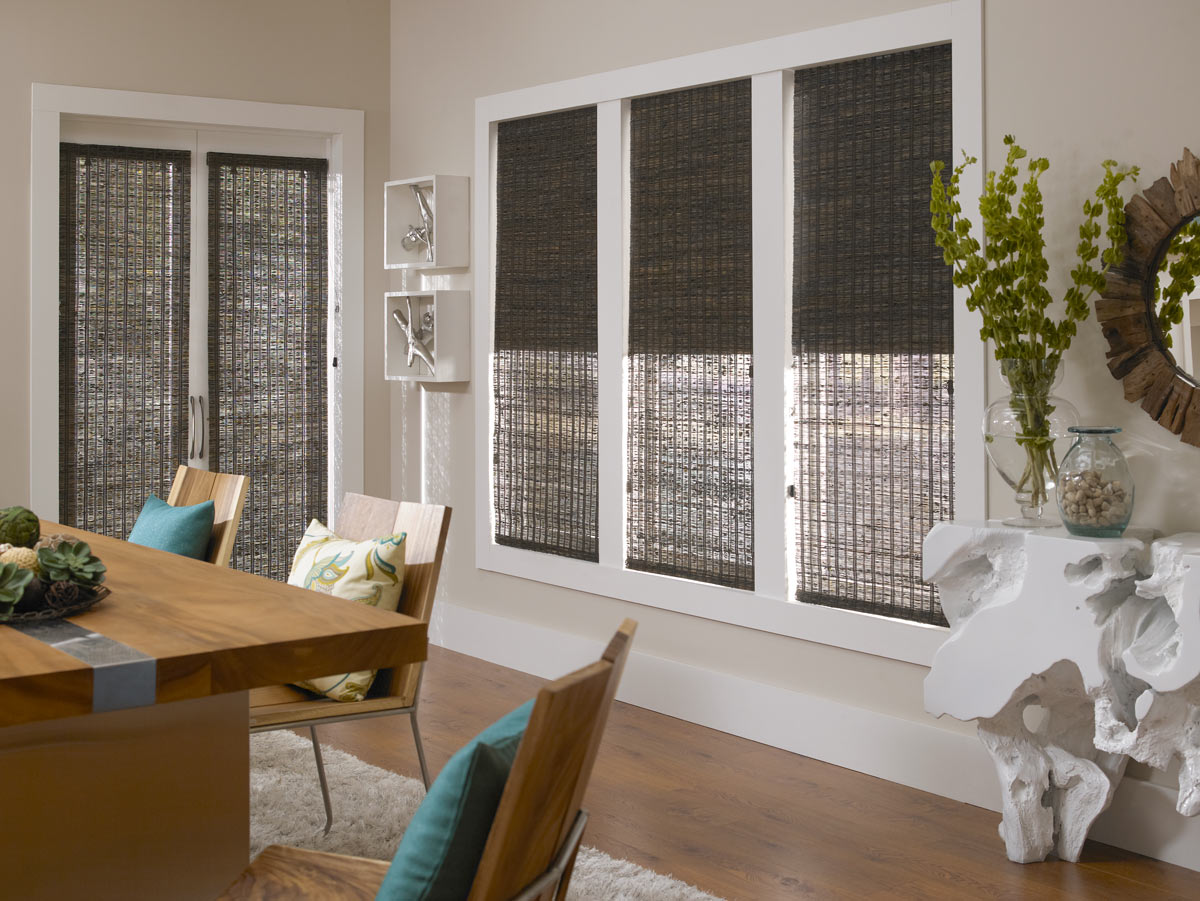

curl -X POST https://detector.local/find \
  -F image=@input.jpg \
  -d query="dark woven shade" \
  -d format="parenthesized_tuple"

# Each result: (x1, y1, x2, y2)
(493, 107, 599, 560)
(792, 44, 954, 626)
(59, 143, 191, 537)
(208, 152, 329, 579)
(627, 80, 754, 591)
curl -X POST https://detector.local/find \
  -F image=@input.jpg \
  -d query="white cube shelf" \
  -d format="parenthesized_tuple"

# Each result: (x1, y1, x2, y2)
(384, 175, 469, 269)
(384, 291, 470, 382)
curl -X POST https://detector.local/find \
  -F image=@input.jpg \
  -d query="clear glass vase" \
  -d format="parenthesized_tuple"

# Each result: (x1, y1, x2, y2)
(1056, 427, 1134, 537)
(983, 358, 1079, 528)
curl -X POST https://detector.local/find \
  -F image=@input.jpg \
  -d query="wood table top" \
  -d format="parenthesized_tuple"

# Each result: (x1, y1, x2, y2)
(0, 522, 427, 728)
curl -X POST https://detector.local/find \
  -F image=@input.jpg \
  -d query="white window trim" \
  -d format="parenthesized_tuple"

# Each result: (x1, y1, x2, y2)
(472, 0, 985, 667)
(29, 84, 365, 526)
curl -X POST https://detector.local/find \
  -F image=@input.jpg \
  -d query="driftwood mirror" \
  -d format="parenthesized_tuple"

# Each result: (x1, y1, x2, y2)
(1096, 149, 1200, 446)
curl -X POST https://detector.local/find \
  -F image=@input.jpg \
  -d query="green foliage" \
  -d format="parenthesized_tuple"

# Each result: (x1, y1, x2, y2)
(0, 506, 40, 549)
(0, 562, 34, 621)
(1154, 217, 1200, 349)
(930, 137, 1139, 513)
(929, 135, 1139, 372)
(37, 541, 106, 590)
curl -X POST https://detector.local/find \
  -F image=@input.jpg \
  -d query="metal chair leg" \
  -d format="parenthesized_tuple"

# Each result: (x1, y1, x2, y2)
(309, 726, 334, 834)
(410, 712, 431, 789)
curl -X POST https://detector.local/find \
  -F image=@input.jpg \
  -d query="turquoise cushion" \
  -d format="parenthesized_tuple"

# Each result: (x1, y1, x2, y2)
(376, 700, 534, 901)
(127, 494, 215, 560)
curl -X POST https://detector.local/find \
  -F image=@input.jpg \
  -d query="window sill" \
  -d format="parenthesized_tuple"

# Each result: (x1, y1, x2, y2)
(476, 540, 947, 667)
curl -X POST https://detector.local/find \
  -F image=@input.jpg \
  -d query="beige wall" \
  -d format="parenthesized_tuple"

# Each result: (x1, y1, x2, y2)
(389, 0, 1200, 739)
(0, 0, 393, 505)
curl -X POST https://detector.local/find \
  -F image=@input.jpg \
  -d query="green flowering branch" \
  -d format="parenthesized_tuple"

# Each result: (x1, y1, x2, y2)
(929, 136, 1139, 513)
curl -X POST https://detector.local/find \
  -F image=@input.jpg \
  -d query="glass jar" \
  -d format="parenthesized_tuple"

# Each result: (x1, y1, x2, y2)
(1056, 427, 1134, 537)
(983, 358, 1079, 528)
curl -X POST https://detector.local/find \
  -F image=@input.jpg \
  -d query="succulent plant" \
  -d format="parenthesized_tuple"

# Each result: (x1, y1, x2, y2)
(0, 546, 40, 575)
(0, 507, 40, 549)
(0, 562, 34, 620)
(37, 541, 106, 589)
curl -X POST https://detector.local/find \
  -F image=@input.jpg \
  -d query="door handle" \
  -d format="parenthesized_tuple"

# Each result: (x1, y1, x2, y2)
(197, 396, 206, 460)
(188, 395, 196, 459)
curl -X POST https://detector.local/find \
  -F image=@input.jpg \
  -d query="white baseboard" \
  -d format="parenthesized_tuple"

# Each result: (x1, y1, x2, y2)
(429, 602, 1200, 871)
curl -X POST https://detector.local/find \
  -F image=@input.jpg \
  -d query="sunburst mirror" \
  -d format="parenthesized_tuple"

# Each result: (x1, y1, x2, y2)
(1096, 149, 1200, 446)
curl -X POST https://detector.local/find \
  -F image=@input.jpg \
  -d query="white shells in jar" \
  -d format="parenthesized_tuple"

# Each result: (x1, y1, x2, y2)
(1058, 469, 1129, 528)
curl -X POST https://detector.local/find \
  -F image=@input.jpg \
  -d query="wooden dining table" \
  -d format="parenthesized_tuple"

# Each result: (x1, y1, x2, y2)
(0, 522, 427, 901)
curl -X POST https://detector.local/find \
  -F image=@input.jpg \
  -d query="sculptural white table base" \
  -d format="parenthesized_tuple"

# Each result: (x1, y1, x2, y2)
(923, 522, 1200, 863)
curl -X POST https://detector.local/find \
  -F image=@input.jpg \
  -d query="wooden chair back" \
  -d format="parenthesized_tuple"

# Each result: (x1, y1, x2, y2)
(166, 465, 249, 568)
(336, 493, 452, 708)
(468, 618, 637, 901)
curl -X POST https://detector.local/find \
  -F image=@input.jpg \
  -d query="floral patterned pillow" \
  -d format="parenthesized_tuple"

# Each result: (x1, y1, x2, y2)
(286, 519, 407, 701)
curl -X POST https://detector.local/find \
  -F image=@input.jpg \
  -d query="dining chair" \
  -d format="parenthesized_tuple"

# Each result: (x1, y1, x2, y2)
(166, 465, 249, 568)
(220, 619, 637, 901)
(249, 494, 452, 832)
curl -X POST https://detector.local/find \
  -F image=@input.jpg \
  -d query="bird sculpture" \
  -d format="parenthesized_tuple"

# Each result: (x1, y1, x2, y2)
(392, 296, 436, 376)
(400, 184, 435, 262)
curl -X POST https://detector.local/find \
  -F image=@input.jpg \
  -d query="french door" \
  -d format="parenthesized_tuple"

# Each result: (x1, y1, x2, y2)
(59, 121, 332, 579)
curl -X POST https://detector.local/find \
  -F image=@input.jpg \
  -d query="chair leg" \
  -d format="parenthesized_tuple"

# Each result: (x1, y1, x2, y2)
(410, 712, 431, 789)
(309, 726, 334, 835)
(553, 842, 582, 901)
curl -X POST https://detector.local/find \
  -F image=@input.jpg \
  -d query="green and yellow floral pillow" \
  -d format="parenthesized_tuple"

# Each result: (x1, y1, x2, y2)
(286, 520, 407, 701)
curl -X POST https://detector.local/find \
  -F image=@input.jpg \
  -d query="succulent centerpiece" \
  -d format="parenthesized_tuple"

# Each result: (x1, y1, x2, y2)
(0, 506, 108, 623)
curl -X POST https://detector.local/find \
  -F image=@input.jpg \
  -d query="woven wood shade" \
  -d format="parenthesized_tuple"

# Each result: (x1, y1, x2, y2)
(59, 144, 191, 537)
(792, 45, 953, 626)
(208, 152, 329, 579)
(627, 80, 754, 591)
(492, 107, 600, 560)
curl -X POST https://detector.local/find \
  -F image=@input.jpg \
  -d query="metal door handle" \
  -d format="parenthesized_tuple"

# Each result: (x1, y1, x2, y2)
(188, 396, 196, 459)
(197, 396, 206, 460)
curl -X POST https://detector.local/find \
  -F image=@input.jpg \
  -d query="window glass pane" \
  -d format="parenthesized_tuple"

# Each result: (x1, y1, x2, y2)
(493, 107, 599, 560)
(627, 80, 754, 591)
(59, 143, 191, 537)
(792, 44, 954, 625)
(208, 152, 328, 579)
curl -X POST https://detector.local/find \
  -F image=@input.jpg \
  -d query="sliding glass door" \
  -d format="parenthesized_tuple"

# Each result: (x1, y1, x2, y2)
(59, 123, 332, 578)
(59, 143, 192, 540)
(206, 151, 329, 578)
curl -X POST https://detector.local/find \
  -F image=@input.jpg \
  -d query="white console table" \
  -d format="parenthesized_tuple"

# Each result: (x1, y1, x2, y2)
(923, 522, 1200, 863)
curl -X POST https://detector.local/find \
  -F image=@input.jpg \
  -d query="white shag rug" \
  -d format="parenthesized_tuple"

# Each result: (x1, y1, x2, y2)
(251, 731, 723, 901)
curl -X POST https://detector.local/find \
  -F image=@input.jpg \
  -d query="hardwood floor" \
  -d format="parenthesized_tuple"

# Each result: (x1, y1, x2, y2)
(313, 645, 1200, 899)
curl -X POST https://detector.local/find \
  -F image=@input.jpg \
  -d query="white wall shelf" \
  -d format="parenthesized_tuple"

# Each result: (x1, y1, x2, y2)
(385, 290, 470, 382)
(384, 175, 469, 269)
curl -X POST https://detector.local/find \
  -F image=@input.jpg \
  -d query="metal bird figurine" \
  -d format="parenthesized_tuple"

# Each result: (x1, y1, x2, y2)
(392, 296, 436, 376)
(399, 184, 435, 262)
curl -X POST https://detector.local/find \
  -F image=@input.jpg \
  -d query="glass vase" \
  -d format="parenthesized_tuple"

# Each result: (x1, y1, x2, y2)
(983, 358, 1079, 528)
(1056, 427, 1134, 537)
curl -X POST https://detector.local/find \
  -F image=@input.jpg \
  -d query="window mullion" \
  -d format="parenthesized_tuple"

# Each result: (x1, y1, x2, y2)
(597, 99, 625, 569)
(751, 71, 791, 602)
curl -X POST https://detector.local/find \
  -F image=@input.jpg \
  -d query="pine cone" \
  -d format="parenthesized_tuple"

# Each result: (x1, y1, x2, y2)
(44, 580, 82, 611)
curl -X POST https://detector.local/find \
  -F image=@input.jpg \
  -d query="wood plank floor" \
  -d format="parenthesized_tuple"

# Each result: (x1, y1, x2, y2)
(313, 645, 1200, 899)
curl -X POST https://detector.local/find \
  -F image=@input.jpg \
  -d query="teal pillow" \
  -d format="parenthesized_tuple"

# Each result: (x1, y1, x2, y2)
(127, 494, 215, 560)
(376, 700, 534, 901)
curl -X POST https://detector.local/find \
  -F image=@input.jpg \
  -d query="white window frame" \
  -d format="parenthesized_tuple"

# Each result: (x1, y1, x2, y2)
(29, 84, 365, 525)
(473, 0, 985, 667)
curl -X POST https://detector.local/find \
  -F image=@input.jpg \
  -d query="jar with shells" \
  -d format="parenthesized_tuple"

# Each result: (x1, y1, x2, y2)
(1056, 427, 1134, 537)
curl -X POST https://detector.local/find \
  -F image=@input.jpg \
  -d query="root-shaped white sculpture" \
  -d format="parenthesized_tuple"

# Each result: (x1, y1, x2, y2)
(924, 523, 1200, 862)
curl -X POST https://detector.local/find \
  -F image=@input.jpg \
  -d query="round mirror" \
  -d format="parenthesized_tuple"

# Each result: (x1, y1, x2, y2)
(1097, 149, 1200, 446)
(1152, 215, 1200, 374)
